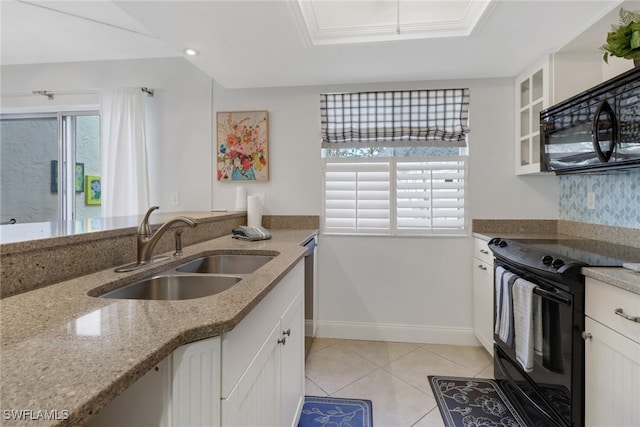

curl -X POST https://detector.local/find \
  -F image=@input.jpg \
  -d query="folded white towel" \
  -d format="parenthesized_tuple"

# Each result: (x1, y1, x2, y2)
(513, 278, 538, 372)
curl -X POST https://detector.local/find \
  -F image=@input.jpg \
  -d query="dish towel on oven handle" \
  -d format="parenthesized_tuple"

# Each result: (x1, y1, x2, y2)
(513, 277, 539, 372)
(495, 267, 517, 347)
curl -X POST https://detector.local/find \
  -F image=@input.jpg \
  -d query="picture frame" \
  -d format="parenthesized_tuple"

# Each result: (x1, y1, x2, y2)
(216, 110, 269, 181)
(75, 163, 84, 192)
(85, 175, 101, 205)
(50, 161, 85, 193)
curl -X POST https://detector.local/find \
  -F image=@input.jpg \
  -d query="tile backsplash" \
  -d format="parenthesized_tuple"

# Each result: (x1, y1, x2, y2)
(559, 169, 640, 229)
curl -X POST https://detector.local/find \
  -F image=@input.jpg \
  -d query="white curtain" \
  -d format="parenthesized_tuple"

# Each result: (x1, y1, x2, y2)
(100, 87, 150, 217)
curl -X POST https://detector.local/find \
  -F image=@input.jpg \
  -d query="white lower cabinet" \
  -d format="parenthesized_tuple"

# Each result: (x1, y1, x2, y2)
(86, 261, 305, 427)
(171, 337, 222, 426)
(472, 237, 494, 354)
(584, 278, 640, 427)
(85, 357, 172, 427)
(221, 262, 305, 427)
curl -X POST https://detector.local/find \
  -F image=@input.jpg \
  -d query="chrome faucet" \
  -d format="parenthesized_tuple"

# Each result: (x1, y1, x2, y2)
(115, 206, 197, 272)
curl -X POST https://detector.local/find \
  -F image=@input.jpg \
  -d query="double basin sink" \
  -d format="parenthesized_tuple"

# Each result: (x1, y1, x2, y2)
(96, 253, 274, 301)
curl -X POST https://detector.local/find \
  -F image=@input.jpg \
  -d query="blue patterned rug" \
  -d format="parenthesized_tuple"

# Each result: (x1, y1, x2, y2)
(298, 396, 373, 427)
(429, 376, 526, 427)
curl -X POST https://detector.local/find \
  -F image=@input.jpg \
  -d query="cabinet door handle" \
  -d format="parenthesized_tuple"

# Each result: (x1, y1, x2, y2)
(581, 331, 592, 340)
(480, 249, 489, 255)
(282, 329, 291, 336)
(614, 308, 640, 323)
(278, 337, 287, 346)
(477, 264, 487, 271)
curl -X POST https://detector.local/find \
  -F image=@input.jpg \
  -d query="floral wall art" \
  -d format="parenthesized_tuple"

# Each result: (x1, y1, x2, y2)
(216, 110, 269, 181)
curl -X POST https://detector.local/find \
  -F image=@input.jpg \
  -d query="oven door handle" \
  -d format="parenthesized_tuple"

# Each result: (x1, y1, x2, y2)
(534, 287, 571, 306)
(494, 349, 568, 427)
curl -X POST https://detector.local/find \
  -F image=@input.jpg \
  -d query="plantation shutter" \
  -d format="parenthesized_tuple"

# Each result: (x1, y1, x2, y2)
(323, 157, 466, 234)
(320, 89, 470, 148)
(396, 159, 466, 232)
(324, 161, 390, 233)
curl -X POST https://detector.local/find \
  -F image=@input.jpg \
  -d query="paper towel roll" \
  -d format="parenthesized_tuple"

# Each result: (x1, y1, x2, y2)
(235, 186, 247, 211)
(247, 194, 263, 227)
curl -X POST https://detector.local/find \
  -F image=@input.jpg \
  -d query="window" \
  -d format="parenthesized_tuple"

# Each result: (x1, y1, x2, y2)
(0, 112, 100, 224)
(321, 89, 469, 236)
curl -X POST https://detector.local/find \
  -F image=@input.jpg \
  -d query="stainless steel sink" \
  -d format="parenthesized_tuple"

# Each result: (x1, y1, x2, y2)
(176, 254, 274, 275)
(98, 275, 241, 300)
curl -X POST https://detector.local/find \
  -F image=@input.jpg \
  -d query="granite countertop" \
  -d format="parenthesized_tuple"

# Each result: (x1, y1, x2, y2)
(0, 229, 316, 427)
(472, 231, 640, 295)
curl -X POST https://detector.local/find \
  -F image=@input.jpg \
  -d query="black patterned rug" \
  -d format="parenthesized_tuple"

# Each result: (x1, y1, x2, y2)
(298, 396, 373, 427)
(429, 376, 526, 427)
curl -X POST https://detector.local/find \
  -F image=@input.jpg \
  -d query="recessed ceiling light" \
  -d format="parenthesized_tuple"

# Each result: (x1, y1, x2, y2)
(183, 48, 200, 56)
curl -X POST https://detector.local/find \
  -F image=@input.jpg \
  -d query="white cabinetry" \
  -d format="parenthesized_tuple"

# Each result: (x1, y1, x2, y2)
(515, 56, 551, 175)
(86, 261, 305, 427)
(472, 237, 493, 355)
(584, 278, 640, 427)
(221, 261, 305, 427)
(171, 337, 221, 426)
(85, 337, 221, 427)
(85, 358, 171, 427)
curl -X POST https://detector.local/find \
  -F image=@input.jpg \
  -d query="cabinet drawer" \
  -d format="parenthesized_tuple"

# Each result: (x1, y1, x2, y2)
(586, 277, 640, 344)
(474, 238, 493, 264)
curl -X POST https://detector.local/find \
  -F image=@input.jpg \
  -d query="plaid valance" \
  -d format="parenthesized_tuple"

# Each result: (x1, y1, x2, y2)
(320, 89, 470, 148)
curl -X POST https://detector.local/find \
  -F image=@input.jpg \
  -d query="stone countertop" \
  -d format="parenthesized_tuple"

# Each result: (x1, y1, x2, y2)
(0, 229, 317, 427)
(582, 267, 640, 295)
(472, 231, 640, 296)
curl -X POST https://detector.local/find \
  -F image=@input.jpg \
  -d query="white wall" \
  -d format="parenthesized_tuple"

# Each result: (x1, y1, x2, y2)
(1, 57, 213, 213)
(2, 58, 560, 345)
(213, 78, 559, 344)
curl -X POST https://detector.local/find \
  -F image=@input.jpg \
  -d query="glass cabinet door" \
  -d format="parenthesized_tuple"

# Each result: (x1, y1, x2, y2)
(516, 58, 550, 175)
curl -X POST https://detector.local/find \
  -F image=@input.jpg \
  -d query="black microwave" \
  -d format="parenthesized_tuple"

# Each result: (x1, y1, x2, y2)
(541, 66, 640, 174)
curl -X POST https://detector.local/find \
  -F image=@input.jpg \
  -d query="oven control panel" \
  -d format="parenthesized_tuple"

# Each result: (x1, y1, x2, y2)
(487, 237, 585, 282)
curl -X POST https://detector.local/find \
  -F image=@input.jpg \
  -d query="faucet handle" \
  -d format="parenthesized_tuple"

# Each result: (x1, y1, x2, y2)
(138, 206, 160, 236)
(174, 229, 184, 257)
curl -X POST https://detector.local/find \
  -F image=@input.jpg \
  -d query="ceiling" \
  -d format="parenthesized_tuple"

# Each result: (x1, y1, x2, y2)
(0, 0, 629, 89)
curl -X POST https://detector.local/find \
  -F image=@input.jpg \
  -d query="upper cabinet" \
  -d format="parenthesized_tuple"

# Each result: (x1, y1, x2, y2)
(514, 1, 637, 176)
(515, 56, 551, 175)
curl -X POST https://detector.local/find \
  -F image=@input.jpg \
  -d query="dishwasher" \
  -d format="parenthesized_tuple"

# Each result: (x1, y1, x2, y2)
(302, 236, 317, 358)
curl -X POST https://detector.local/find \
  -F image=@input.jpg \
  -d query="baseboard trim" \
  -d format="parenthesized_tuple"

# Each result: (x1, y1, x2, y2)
(316, 320, 479, 346)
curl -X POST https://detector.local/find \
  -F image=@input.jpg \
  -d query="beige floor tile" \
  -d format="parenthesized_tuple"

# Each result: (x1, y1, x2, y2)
(305, 343, 378, 394)
(382, 347, 476, 395)
(332, 368, 438, 427)
(308, 337, 341, 354)
(421, 344, 493, 375)
(340, 340, 420, 367)
(412, 407, 446, 427)
(305, 377, 327, 396)
(475, 362, 494, 379)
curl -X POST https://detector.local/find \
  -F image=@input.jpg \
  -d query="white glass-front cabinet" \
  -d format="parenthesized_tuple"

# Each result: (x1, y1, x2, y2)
(515, 56, 552, 175)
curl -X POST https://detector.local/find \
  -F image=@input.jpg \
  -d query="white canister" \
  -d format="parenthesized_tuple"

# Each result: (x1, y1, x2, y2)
(235, 186, 247, 211)
(247, 194, 263, 227)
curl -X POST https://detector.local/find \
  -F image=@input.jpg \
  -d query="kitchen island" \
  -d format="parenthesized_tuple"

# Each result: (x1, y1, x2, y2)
(0, 228, 316, 427)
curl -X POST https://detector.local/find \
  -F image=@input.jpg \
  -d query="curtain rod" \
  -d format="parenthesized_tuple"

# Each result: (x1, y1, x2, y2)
(2, 87, 154, 100)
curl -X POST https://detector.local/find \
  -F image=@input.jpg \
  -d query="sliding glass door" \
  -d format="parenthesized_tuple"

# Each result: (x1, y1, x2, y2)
(0, 112, 100, 224)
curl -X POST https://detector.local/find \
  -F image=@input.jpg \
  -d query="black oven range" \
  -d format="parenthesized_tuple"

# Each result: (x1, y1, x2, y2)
(487, 237, 640, 427)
